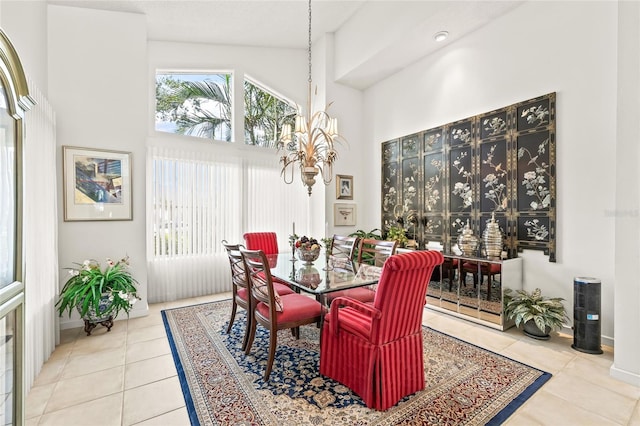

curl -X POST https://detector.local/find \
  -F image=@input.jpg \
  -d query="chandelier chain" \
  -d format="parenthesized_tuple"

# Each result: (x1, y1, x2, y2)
(307, 0, 312, 84)
(276, 0, 345, 196)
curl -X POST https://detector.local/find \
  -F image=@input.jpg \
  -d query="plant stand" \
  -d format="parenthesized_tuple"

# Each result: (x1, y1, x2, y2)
(83, 315, 113, 336)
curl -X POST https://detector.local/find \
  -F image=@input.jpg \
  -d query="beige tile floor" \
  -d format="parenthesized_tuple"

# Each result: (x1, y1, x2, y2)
(26, 293, 640, 426)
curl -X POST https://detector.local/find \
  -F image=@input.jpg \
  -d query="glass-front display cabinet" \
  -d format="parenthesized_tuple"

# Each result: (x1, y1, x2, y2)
(426, 254, 522, 330)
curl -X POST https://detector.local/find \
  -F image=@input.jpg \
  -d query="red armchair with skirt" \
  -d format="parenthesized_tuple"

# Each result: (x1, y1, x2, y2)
(319, 250, 444, 410)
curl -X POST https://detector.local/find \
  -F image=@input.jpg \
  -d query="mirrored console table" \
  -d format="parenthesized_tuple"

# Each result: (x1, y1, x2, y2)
(426, 253, 523, 331)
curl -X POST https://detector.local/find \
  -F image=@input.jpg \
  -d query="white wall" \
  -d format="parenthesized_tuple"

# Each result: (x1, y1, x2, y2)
(612, 0, 640, 386)
(0, 0, 48, 92)
(359, 1, 618, 342)
(314, 33, 366, 238)
(48, 5, 149, 328)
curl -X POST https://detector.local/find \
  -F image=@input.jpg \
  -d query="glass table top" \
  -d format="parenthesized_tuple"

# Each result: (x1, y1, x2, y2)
(268, 252, 378, 295)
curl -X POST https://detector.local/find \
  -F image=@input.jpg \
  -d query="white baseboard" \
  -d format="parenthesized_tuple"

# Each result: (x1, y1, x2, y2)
(610, 364, 640, 387)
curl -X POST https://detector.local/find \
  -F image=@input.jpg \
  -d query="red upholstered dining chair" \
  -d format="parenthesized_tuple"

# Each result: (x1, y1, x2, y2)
(320, 250, 444, 411)
(240, 248, 324, 381)
(243, 231, 293, 290)
(243, 232, 280, 255)
(461, 261, 501, 301)
(222, 241, 294, 351)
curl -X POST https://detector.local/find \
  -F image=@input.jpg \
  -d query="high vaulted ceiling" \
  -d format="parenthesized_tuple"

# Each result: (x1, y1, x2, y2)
(48, 0, 523, 89)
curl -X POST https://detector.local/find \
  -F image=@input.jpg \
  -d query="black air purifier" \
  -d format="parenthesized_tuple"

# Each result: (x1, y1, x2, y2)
(572, 277, 603, 354)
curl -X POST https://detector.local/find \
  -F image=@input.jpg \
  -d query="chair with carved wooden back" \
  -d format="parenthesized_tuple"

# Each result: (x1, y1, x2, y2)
(223, 240, 294, 351)
(221, 241, 252, 351)
(241, 248, 324, 381)
(326, 237, 397, 305)
(329, 235, 358, 262)
(320, 250, 444, 410)
(356, 238, 398, 267)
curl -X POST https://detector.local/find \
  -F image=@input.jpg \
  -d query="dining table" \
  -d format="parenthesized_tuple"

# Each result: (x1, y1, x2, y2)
(268, 251, 379, 307)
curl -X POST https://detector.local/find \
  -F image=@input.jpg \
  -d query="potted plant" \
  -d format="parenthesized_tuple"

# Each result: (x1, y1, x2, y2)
(386, 225, 408, 248)
(56, 255, 139, 335)
(503, 288, 568, 340)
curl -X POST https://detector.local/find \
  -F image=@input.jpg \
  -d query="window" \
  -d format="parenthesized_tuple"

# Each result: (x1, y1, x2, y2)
(155, 72, 232, 141)
(244, 76, 296, 148)
(155, 72, 296, 147)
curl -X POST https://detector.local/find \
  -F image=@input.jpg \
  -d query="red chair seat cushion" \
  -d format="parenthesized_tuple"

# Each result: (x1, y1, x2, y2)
(273, 279, 295, 295)
(326, 287, 376, 304)
(255, 293, 323, 323)
(273, 282, 295, 296)
(237, 287, 249, 301)
(462, 262, 501, 274)
(485, 263, 501, 273)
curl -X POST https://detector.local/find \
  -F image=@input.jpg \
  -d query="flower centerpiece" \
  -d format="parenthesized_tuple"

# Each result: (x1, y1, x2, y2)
(56, 255, 139, 335)
(295, 236, 321, 263)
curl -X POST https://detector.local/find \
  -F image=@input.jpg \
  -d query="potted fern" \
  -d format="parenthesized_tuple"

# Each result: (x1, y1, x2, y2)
(56, 255, 139, 335)
(503, 288, 568, 340)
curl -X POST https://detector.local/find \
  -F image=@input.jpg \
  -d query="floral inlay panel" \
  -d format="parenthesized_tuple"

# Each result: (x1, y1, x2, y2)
(481, 111, 508, 139)
(380, 92, 556, 262)
(381, 140, 399, 230)
(424, 154, 444, 213)
(480, 141, 508, 213)
(450, 148, 473, 212)
(517, 132, 551, 211)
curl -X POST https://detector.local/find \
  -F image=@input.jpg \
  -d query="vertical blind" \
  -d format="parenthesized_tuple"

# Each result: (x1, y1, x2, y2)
(24, 80, 58, 391)
(147, 144, 309, 303)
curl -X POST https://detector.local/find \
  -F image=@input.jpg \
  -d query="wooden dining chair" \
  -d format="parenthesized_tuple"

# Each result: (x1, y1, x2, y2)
(326, 237, 396, 305)
(329, 235, 358, 261)
(240, 248, 324, 381)
(221, 241, 253, 351)
(356, 238, 398, 266)
(222, 241, 294, 351)
(461, 261, 501, 301)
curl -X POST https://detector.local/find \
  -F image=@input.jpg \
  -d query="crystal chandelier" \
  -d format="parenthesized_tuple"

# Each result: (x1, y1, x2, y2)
(277, 0, 345, 196)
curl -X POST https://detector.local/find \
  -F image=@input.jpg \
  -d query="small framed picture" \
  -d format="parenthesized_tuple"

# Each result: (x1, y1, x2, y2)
(63, 146, 133, 221)
(334, 203, 356, 226)
(336, 174, 353, 200)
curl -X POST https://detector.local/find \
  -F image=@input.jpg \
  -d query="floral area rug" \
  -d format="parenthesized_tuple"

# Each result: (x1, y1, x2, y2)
(161, 299, 550, 425)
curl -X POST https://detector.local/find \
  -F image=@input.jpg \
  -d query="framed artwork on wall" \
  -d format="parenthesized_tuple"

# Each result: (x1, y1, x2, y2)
(336, 174, 353, 200)
(334, 203, 357, 226)
(63, 146, 133, 221)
